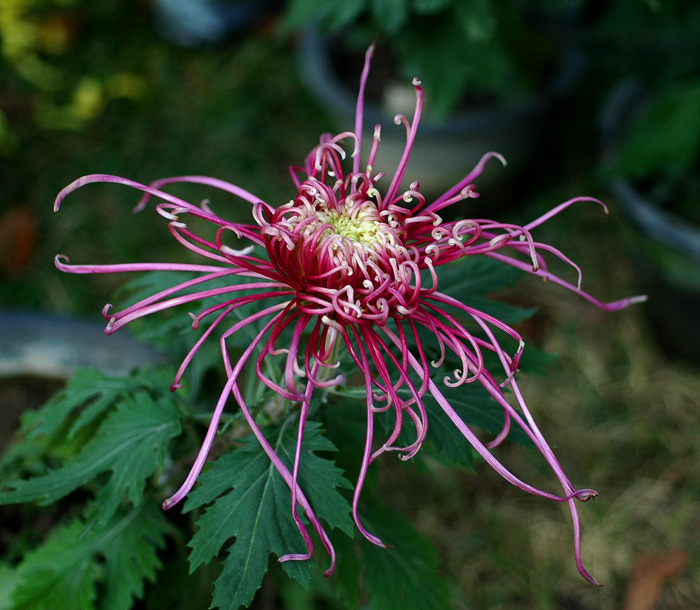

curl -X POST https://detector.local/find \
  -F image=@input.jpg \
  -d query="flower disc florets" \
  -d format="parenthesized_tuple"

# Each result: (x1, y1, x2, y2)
(259, 172, 420, 324)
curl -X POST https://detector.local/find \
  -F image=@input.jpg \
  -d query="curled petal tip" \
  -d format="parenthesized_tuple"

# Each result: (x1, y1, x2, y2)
(491, 151, 507, 167)
(323, 565, 336, 577)
(161, 498, 176, 510)
(278, 552, 313, 564)
(579, 566, 601, 587)
(602, 294, 648, 311)
(575, 489, 598, 502)
(54, 174, 102, 211)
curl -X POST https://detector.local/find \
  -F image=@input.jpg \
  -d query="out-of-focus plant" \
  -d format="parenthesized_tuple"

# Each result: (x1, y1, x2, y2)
(594, 0, 700, 225)
(282, 0, 569, 119)
(608, 79, 700, 226)
(0, 0, 146, 154)
(589, 0, 700, 87)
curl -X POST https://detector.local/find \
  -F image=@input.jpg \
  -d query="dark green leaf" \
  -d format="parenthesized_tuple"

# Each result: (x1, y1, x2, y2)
(9, 520, 99, 610)
(326, 0, 368, 30)
(0, 393, 181, 528)
(422, 388, 479, 469)
(517, 342, 558, 373)
(281, 0, 367, 32)
(614, 80, 700, 181)
(426, 384, 531, 450)
(184, 418, 353, 610)
(100, 504, 170, 610)
(371, 0, 409, 34)
(119, 269, 278, 357)
(375, 377, 529, 470)
(116, 271, 197, 309)
(413, 0, 450, 14)
(17, 368, 165, 442)
(463, 296, 537, 325)
(0, 563, 18, 610)
(337, 503, 451, 610)
(7, 503, 167, 610)
(437, 256, 522, 299)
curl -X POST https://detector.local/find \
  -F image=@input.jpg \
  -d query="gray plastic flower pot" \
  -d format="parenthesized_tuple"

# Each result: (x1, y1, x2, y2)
(153, 0, 280, 46)
(602, 83, 700, 365)
(297, 32, 582, 201)
(0, 310, 165, 451)
(0, 310, 164, 380)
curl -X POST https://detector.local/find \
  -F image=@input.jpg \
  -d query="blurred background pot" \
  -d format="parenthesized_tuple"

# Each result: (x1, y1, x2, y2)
(602, 81, 700, 365)
(153, 0, 282, 46)
(0, 310, 164, 451)
(297, 31, 583, 202)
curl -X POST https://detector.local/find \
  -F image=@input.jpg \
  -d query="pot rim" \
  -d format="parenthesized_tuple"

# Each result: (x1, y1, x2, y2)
(610, 179, 700, 264)
(602, 80, 700, 264)
(0, 309, 165, 380)
(297, 31, 551, 136)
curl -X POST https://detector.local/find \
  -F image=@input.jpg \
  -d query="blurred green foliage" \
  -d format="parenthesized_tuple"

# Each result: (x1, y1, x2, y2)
(0, 0, 148, 152)
(281, 0, 567, 118)
(0, 4, 333, 313)
(591, 0, 700, 224)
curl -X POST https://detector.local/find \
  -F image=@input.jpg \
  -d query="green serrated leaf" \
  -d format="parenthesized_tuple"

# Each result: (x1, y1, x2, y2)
(10, 522, 100, 610)
(184, 417, 353, 610)
(8, 503, 167, 610)
(0, 393, 181, 528)
(518, 342, 558, 373)
(422, 390, 477, 469)
(18, 368, 158, 442)
(329, 532, 361, 609)
(431, 256, 537, 329)
(116, 270, 277, 397)
(374, 376, 527, 470)
(99, 504, 169, 610)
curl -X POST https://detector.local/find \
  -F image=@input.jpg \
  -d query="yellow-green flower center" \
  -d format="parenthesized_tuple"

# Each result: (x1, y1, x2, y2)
(316, 207, 386, 246)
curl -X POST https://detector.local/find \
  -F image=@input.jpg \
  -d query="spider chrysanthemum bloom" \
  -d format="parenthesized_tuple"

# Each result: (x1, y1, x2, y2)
(54, 45, 644, 584)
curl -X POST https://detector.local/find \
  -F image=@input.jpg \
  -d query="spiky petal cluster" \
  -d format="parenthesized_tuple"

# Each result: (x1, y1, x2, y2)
(54, 45, 644, 583)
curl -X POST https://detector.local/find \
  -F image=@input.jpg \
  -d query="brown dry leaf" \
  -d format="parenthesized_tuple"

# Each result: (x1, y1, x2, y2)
(0, 205, 37, 274)
(622, 550, 688, 610)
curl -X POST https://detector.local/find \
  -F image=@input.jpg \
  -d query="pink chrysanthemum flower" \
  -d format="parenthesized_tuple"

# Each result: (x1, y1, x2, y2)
(54, 46, 644, 584)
